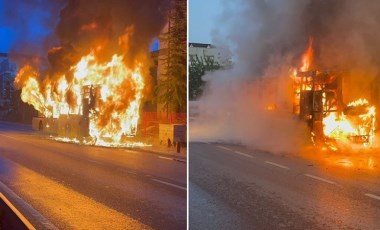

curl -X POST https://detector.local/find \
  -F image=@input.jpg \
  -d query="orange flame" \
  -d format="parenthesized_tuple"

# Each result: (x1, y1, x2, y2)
(300, 37, 313, 72)
(290, 37, 376, 147)
(15, 53, 145, 146)
(323, 99, 376, 145)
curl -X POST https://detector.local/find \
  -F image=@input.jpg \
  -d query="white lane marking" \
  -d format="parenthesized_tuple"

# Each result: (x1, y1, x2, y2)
(88, 159, 103, 165)
(234, 151, 255, 158)
(174, 158, 187, 163)
(123, 150, 141, 154)
(217, 145, 231, 151)
(304, 174, 336, 185)
(265, 161, 290, 170)
(364, 193, 380, 201)
(0, 181, 58, 230)
(200, 141, 209, 144)
(151, 179, 186, 191)
(119, 169, 137, 175)
(158, 156, 173, 161)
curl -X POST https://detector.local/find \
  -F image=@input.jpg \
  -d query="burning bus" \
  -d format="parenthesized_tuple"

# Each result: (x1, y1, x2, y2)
(291, 39, 376, 148)
(32, 85, 96, 140)
(10, 0, 178, 148)
(15, 53, 145, 147)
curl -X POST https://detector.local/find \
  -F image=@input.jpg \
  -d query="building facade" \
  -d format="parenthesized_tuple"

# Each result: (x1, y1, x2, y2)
(188, 43, 232, 67)
(0, 53, 17, 108)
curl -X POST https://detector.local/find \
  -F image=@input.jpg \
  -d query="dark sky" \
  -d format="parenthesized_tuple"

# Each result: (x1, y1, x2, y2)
(0, 0, 14, 52)
(0, 0, 160, 54)
(0, 0, 59, 54)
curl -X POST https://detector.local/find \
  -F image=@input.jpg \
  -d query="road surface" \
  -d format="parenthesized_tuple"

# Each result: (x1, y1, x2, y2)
(189, 141, 380, 230)
(0, 122, 186, 229)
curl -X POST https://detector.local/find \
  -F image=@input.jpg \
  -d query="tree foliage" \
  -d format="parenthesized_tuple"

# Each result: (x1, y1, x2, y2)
(189, 55, 220, 100)
(155, 0, 187, 113)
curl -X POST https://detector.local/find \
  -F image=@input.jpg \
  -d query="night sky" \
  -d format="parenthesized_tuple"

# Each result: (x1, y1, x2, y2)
(0, 0, 58, 54)
(0, 0, 159, 54)
(0, 0, 13, 52)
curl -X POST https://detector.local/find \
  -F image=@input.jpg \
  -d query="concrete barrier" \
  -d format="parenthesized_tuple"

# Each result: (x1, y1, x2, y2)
(0, 193, 35, 230)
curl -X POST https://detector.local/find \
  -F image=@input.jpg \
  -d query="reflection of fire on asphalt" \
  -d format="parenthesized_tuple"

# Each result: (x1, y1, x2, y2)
(301, 145, 378, 172)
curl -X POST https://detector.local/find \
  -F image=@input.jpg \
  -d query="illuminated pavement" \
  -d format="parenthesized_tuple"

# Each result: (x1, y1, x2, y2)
(0, 122, 186, 229)
(189, 141, 380, 229)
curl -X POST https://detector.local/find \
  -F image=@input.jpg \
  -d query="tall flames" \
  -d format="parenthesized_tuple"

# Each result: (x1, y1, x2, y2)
(15, 53, 145, 146)
(300, 37, 313, 72)
(292, 38, 376, 147)
(323, 99, 375, 144)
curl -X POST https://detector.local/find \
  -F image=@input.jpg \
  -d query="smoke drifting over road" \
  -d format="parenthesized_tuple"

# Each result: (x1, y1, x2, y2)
(191, 0, 380, 153)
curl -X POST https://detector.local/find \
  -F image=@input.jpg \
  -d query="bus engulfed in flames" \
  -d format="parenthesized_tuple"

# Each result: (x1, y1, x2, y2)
(15, 53, 146, 147)
(291, 38, 376, 148)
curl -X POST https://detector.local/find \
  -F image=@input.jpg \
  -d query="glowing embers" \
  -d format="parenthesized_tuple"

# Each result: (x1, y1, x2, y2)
(52, 136, 151, 148)
(15, 53, 145, 147)
(323, 99, 376, 145)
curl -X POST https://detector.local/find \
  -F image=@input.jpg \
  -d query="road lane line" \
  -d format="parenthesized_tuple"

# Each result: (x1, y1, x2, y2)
(234, 151, 255, 158)
(158, 156, 186, 163)
(0, 181, 58, 230)
(173, 158, 186, 163)
(88, 159, 103, 165)
(158, 156, 173, 161)
(200, 141, 209, 144)
(364, 193, 380, 201)
(265, 161, 290, 170)
(119, 169, 137, 175)
(304, 174, 336, 185)
(151, 179, 186, 191)
(217, 145, 231, 151)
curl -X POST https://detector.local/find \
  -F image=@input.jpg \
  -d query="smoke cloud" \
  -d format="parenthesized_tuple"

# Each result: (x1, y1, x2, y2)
(2, 0, 65, 56)
(7, 0, 170, 75)
(191, 0, 380, 153)
(53, 0, 170, 71)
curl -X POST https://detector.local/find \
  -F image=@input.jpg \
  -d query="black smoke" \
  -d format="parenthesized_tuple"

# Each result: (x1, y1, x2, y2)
(213, 0, 380, 99)
(53, 0, 171, 70)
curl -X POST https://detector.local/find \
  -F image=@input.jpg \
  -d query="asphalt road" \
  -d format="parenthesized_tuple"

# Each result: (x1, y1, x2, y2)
(189, 141, 380, 230)
(0, 122, 186, 229)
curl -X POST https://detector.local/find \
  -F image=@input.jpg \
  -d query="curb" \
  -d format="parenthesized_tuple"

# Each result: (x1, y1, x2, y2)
(0, 181, 58, 230)
(0, 193, 36, 230)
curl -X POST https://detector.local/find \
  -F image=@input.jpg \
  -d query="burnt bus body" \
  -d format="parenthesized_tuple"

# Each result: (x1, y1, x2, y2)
(32, 85, 97, 140)
(293, 70, 375, 145)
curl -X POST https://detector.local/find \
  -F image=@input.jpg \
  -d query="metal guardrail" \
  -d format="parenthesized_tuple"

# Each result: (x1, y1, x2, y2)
(0, 193, 35, 230)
